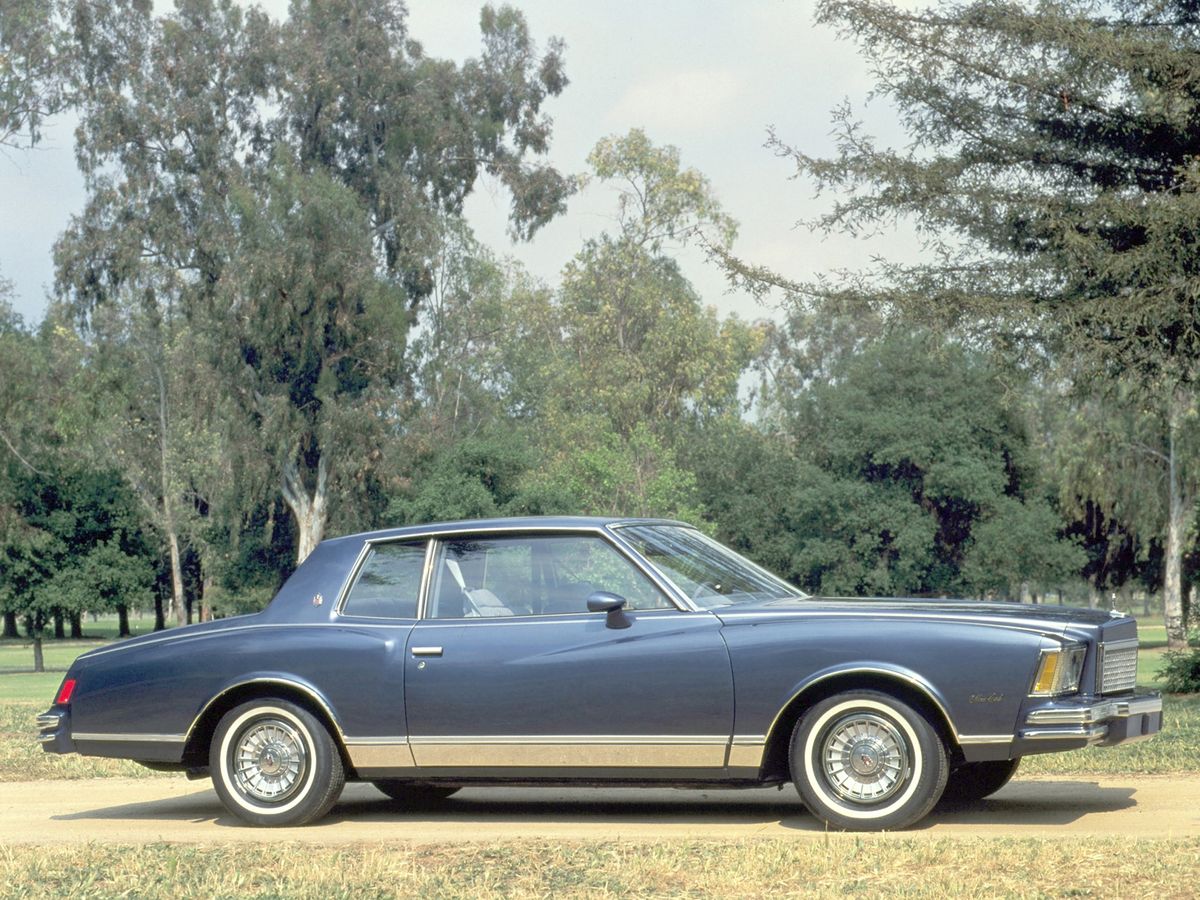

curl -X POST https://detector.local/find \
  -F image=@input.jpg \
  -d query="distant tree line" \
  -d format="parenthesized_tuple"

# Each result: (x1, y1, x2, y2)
(1, 0, 1197, 670)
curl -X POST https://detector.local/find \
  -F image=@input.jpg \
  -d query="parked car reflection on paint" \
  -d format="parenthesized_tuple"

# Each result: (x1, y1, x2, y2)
(38, 517, 1163, 830)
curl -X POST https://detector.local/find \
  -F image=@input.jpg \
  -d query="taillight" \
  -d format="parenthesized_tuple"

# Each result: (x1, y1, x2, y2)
(55, 678, 76, 705)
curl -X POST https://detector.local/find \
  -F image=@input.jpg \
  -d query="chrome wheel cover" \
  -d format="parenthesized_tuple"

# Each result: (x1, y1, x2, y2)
(818, 712, 910, 805)
(232, 717, 309, 803)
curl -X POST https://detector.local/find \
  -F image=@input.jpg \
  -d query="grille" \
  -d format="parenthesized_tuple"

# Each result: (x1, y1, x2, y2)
(1099, 642, 1138, 694)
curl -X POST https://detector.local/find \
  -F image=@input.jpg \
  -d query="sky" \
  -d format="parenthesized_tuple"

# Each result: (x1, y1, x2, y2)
(0, 0, 918, 326)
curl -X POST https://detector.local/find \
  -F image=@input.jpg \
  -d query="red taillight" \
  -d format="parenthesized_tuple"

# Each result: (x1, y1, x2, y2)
(55, 678, 76, 705)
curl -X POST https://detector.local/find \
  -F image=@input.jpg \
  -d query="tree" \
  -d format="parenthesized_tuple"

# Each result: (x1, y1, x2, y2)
(0, 0, 73, 149)
(56, 0, 573, 564)
(746, 0, 1200, 646)
(699, 328, 1083, 596)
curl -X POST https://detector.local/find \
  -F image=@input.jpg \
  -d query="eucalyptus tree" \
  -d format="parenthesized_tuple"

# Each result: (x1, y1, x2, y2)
(741, 0, 1200, 646)
(0, 0, 73, 150)
(518, 131, 756, 518)
(55, 0, 573, 564)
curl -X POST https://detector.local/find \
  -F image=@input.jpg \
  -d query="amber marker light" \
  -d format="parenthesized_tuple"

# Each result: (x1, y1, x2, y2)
(54, 678, 76, 705)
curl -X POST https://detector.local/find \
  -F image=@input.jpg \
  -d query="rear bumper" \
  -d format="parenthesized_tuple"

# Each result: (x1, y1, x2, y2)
(37, 708, 75, 754)
(1017, 693, 1162, 751)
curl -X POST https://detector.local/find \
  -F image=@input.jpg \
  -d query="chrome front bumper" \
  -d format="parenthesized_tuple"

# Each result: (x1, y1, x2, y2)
(1020, 694, 1162, 746)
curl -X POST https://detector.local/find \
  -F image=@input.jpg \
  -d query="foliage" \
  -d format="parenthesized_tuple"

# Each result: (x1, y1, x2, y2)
(0, 0, 74, 149)
(1160, 643, 1200, 694)
(703, 328, 1082, 596)
(54, 0, 573, 566)
(740, 0, 1200, 641)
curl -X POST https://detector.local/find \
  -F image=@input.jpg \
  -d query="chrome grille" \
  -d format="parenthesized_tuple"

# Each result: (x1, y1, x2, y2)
(1098, 640, 1138, 694)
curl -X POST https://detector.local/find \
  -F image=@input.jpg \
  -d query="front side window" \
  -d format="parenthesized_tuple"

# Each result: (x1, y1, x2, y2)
(341, 541, 426, 618)
(617, 525, 804, 608)
(427, 534, 673, 619)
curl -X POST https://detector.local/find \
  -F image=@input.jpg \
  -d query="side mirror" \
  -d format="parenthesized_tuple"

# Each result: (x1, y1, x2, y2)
(586, 591, 631, 629)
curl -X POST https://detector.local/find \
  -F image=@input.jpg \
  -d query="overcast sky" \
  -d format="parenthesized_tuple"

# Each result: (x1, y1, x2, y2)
(0, 0, 918, 325)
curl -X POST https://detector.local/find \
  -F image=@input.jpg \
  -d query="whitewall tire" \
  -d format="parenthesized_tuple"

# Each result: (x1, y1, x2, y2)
(210, 698, 344, 827)
(790, 690, 947, 831)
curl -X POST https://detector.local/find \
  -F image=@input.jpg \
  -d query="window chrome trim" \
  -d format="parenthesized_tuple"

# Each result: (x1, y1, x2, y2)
(419, 529, 689, 621)
(334, 537, 430, 620)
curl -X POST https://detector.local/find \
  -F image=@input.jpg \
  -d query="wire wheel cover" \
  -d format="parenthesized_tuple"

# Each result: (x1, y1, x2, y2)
(819, 712, 911, 805)
(232, 718, 309, 803)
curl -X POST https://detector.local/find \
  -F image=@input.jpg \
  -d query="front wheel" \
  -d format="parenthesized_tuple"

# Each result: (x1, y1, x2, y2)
(941, 758, 1020, 803)
(210, 698, 345, 827)
(790, 690, 948, 831)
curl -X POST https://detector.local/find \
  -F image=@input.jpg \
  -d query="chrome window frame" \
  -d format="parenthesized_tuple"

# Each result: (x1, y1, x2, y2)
(335, 525, 692, 622)
(334, 538, 432, 620)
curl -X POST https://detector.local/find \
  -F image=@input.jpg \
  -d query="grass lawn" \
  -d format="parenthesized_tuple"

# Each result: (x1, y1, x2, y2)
(2, 839, 1199, 898)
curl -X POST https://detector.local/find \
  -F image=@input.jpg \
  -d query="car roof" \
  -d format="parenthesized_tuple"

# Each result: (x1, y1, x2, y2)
(320, 515, 691, 547)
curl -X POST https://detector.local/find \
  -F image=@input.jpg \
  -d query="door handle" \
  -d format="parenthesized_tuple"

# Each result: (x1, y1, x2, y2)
(411, 646, 443, 658)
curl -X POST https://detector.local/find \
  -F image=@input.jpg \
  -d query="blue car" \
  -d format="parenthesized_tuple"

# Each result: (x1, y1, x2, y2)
(38, 517, 1162, 830)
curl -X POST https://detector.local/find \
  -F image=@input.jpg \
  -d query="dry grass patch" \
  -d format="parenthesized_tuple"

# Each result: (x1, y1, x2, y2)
(0, 704, 167, 782)
(1, 838, 1198, 898)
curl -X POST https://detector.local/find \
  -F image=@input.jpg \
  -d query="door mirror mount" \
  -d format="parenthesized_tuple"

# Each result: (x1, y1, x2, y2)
(586, 591, 631, 629)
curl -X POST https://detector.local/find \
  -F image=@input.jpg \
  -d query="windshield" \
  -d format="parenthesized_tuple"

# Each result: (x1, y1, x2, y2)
(616, 525, 806, 608)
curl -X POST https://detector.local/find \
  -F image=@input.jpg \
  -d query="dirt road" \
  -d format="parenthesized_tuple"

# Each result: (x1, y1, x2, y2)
(2, 775, 1196, 843)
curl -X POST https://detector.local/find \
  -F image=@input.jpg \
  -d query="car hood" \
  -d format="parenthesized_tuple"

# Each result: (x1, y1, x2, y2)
(712, 595, 1122, 637)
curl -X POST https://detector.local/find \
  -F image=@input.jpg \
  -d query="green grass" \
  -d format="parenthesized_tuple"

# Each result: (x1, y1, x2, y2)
(2, 839, 1199, 898)
(0, 640, 106, 675)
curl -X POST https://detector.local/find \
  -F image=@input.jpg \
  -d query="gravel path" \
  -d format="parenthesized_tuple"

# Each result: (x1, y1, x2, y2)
(3, 775, 1196, 843)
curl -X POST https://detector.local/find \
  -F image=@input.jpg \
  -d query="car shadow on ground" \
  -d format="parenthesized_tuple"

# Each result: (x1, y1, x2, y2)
(52, 779, 1137, 832)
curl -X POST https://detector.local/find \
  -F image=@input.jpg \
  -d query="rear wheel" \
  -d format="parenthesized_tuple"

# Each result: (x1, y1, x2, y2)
(210, 698, 344, 827)
(941, 758, 1020, 803)
(790, 690, 948, 831)
(372, 781, 460, 805)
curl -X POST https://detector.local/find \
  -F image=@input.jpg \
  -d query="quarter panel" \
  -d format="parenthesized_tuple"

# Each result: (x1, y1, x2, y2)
(69, 623, 412, 749)
(722, 617, 1049, 741)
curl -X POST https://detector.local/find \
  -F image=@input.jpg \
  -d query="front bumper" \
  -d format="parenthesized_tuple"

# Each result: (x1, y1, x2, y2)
(1018, 693, 1162, 750)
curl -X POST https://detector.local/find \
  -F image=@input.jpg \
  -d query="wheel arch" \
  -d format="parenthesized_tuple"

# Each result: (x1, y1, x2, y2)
(181, 676, 353, 775)
(757, 666, 962, 781)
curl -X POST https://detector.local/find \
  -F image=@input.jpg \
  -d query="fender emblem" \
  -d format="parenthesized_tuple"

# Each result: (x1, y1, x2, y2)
(969, 693, 1004, 704)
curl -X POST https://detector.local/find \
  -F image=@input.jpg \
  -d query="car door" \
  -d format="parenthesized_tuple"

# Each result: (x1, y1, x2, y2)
(402, 531, 735, 775)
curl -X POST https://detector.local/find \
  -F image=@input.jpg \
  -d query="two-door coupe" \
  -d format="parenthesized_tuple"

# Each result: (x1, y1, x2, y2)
(39, 517, 1162, 830)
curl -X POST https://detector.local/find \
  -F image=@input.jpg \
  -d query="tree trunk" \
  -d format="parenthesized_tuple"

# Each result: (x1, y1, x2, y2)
(69, 610, 82, 639)
(31, 613, 44, 672)
(167, 529, 186, 627)
(2, 612, 16, 639)
(52, 609, 64, 639)
(200, 572, 214, 623)
(154, 592, 165, 631)
(1164, 384, 1193, 651)
(281, 452, 328, 563)
(155, 363, 187, 628)
(1087, 586, 1100, 610)
(117, 604, 130, 637)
